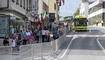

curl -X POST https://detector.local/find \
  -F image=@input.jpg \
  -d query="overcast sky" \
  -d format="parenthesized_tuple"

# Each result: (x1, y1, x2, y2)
(59, 0, 81, 17)
(59, 0, 96, 17)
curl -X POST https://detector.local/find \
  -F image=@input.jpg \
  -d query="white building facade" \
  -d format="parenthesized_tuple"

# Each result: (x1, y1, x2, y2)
(88, 0, 105, 25)
(0, 0, 31, 37)
(80, 0, 89, 17)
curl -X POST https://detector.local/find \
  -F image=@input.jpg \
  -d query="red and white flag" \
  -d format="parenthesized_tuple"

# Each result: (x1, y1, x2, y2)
(61, 0, 64, 5)
(99, 0, 103, 4)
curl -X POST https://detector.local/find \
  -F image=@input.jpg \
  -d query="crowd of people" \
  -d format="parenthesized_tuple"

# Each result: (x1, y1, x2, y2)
(3, 23, 66, 51)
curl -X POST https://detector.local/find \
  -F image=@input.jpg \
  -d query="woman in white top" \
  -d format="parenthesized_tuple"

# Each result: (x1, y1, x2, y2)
(11, 37, 16, 48)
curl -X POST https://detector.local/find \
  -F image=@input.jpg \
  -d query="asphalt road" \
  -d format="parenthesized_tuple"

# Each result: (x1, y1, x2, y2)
(57, 27, 105, 60)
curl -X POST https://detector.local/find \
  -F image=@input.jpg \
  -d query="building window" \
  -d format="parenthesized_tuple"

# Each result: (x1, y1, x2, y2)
(16, 0, 19, 5)
(27, 0, 29, 11)
(12, 0, 15, 2)
(54, 3, 56, 10)
(23, 0, 25, 9)
(20, 0, 22, 7)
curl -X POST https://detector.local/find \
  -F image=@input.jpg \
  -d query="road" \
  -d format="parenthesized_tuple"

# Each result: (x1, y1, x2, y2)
(54, 26, 105, 60)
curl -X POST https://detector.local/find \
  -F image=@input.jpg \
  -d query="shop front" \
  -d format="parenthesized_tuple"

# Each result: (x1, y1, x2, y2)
(0, 13, 25, 38)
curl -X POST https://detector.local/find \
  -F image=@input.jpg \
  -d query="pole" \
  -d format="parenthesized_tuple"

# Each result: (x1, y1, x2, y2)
(56, 2, 59, 23)
(55, 1, 59, 52)
(11, 48, 13, 60)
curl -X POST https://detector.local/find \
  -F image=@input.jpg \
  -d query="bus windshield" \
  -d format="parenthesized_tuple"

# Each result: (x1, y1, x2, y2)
(74, 18, 88, 26)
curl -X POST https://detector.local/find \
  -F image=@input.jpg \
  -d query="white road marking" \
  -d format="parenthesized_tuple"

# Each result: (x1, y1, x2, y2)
(96, 38, 105, 54)
(57, 35, 78, 59)
(66, 34, 105, 37)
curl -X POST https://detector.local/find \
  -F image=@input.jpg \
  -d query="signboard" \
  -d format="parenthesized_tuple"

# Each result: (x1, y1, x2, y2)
(49, 13, 55, 22)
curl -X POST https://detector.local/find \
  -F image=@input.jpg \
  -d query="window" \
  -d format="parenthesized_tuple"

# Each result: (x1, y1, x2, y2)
(54, 3, 56, 10)
(23, 0, 25, 9)
(27, 0, 29, 11)
(12, 0, 15, 2)
(20, 0, 22, 7)
(16, 0, 19, 5)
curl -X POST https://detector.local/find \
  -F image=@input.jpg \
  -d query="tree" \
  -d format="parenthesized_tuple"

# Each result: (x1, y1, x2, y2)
(74, 8, 80, 17)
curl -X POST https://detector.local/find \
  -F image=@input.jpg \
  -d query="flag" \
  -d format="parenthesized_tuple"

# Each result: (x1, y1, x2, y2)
(62, 0, 64, 5)
(99, 0, 103, 4)
(41, 11, 47, 20)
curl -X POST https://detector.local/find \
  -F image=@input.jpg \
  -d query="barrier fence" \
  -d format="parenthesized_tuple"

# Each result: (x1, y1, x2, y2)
(0, 27, 69, 60)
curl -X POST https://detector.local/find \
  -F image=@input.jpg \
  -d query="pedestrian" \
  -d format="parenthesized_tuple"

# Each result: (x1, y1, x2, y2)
(23, 32, 28, 45)
(53, 31, 59, 40)
(46, 29, 50, 42)
(3, 34, 9, 46)
(29, 34, 34, 44)
(41, 28, 46, 42)
(16, 34, 22, 51)
(11, 37, 16, 51)
(13, 32, 17, 39)
(20, 30, 24, 37)
(36, 30, 40, 43)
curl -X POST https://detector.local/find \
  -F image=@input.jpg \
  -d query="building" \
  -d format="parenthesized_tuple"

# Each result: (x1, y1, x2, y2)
(0, 0, 31, 37)
(88, 0, 105, 26)
(48, 0, 56, 22)
(38, 0, 48, 19)
(80, 0, 89, 17)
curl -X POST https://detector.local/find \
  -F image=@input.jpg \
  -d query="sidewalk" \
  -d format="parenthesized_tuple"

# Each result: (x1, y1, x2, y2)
(88, 25, 105, 33)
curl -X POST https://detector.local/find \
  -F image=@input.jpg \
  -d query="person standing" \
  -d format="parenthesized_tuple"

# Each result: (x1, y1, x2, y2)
(11, 37, 16, 52)
(23, 32, 28, 45)
(16, 34, 22, 51)
(41, 28, 46, 42)
(36, 30, 40, 43)
(46, 29, 50, 42)
(3, 34, 9, 46)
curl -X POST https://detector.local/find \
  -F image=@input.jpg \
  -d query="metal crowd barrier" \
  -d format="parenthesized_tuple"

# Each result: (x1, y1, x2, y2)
(20, 35, 67, 60)
(0, 46, 12, 60)
(0, 27, 69, 60)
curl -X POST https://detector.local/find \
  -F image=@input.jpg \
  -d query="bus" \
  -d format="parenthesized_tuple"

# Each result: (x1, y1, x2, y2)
(73, 16, 88, 31)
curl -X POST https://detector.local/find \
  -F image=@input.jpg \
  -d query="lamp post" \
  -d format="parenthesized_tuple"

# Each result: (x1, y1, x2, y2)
(55, 0, 60, 52)
(56, 1, 60, 23)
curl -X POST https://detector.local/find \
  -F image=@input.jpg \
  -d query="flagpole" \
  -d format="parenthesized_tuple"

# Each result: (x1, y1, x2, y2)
(56, 1, 59, 23)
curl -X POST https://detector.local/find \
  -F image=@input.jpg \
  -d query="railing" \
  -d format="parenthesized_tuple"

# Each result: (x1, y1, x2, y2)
(20, 35, 66, 60)
(0, 27, 69, 60)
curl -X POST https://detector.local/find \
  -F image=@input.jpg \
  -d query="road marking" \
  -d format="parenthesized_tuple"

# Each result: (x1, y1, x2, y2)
(96, 38, 105, 54)
(57, 35, 78, 59)
(66, 34, 105, 37)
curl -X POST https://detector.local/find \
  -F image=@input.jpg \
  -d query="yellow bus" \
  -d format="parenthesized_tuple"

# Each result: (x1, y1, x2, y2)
(74, 16, 88, 31)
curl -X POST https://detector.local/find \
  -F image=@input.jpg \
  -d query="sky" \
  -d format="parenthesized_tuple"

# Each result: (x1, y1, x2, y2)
(59, 0, 82, 17)
(59, 0, 96, 17)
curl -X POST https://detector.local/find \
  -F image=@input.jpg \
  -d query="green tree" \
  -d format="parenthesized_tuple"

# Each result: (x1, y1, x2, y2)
(74, 8, 80, 17)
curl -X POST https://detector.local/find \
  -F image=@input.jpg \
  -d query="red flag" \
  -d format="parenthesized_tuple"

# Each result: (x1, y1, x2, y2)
(99, 0, 103, 4)
(62, 0, 64, 5)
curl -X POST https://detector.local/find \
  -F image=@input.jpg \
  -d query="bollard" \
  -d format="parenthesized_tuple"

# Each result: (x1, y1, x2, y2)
(40, 46, 44, 60)
(18, 50, 21, 60)
(50, 44, 54, 55)
(31, 48, 34, 60)
(32, 48, 34, 54)
(11, 48, 13, 60)
(40, 47, 43, 52)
